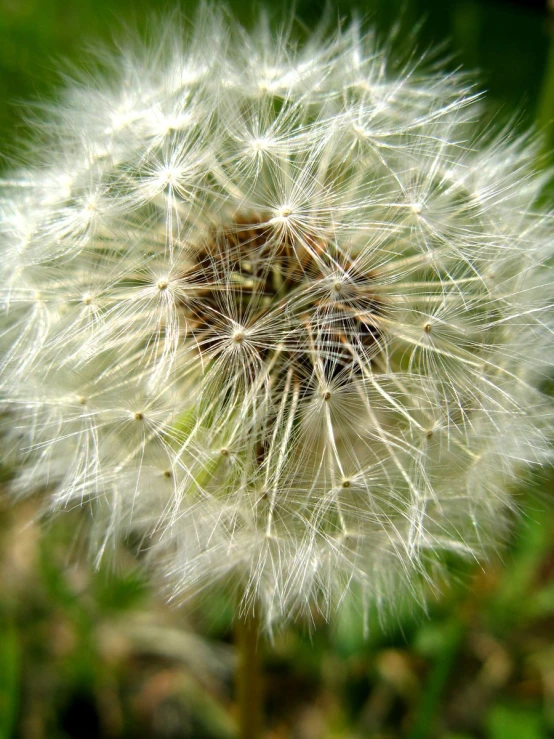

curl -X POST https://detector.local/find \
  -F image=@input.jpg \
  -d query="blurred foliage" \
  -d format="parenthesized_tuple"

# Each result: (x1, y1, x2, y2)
(0, 0, 553, 737)
(1, 477, 554, 738)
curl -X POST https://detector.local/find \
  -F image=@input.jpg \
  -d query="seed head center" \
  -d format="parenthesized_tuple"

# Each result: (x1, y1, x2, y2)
(180, 214, 382, 394)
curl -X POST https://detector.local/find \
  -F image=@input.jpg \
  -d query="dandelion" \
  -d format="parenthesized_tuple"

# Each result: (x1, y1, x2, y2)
(1, 8, 553, 642)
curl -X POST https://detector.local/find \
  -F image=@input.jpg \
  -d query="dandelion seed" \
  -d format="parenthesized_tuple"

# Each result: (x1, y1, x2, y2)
(1, 8, 552, 632)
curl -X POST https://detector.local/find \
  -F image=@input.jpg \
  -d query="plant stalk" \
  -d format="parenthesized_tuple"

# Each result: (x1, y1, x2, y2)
(234, 609, 264, 739)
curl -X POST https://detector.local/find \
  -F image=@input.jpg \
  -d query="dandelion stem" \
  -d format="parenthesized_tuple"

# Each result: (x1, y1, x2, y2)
(235, 609, 264, 739)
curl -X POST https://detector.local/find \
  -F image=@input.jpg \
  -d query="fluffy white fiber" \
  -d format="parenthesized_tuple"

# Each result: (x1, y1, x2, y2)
(1, 7, 552, 629)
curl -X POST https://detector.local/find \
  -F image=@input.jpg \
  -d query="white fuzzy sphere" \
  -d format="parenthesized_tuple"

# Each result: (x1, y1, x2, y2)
(1, 8, 552, 629)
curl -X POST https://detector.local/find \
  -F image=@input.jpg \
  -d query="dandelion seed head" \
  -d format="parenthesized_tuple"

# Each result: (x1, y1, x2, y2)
(1, 8, 553, 631)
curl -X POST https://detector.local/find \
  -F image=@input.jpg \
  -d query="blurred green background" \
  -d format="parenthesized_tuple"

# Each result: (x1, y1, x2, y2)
(0, 1, 553, 737)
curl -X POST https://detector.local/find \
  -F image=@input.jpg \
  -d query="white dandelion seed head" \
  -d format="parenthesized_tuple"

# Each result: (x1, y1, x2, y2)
(1, 7, 553, 631)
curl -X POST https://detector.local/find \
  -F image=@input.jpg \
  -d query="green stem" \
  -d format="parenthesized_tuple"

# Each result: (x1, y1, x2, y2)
(234, 609, 264, 739)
